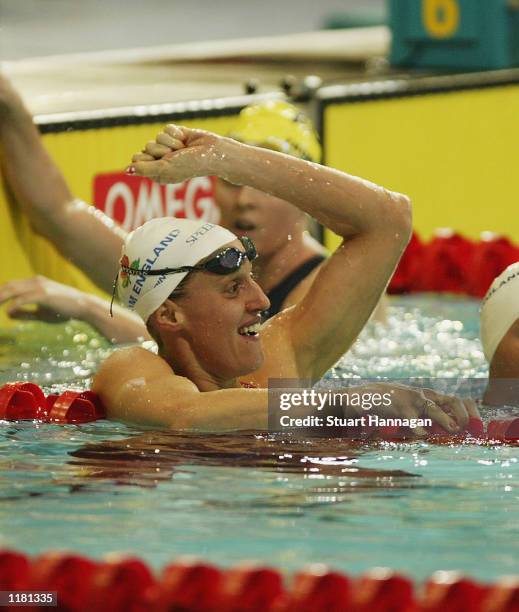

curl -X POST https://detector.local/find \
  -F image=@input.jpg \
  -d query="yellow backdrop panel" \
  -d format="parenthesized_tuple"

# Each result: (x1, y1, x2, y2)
(0, 115, 237, 326)
(323, 85, 519, 251)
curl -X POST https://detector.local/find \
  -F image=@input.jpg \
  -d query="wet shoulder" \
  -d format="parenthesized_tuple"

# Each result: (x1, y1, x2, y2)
(104, 345, 163, 370)
(93, 346, 171, 392)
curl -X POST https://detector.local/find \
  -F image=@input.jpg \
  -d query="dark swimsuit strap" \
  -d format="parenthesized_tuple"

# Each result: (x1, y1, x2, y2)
(264, 255, 326, 319)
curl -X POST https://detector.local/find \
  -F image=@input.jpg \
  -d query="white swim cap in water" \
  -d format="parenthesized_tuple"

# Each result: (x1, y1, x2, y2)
(117, 218, 236, 322)
(480, 261, 519, 363)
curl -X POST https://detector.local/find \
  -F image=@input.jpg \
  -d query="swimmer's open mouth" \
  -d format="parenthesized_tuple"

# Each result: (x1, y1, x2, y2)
(235, 220, 256, 232)
(238, 322, 261, 337)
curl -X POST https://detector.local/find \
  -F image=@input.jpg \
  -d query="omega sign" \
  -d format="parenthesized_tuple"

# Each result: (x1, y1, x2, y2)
(93, 173, 219, 231)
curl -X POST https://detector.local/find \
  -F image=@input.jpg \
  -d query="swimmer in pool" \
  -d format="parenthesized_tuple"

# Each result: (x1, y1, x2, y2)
(480, 262, 519, 406)
(0, 78, 385, 338)
(91, 122, 470, 432)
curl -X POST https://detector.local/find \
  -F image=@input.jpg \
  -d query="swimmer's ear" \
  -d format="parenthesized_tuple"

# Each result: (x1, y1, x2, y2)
(151, 300, 185, 331)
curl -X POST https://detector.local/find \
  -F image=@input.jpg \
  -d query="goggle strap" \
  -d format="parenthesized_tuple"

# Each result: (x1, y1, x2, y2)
(119, 265, 195, 276)
(109, 270, 119, 318)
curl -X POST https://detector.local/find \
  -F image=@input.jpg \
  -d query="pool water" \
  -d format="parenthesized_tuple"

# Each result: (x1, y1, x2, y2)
(0, 296, 518, 582)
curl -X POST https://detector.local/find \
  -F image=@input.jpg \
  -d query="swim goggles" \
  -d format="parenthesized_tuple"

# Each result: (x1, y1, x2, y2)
(110, 236, 257, 315)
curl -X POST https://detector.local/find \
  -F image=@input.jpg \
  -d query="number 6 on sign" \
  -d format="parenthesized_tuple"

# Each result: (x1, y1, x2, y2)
(423, 0, 460, 38)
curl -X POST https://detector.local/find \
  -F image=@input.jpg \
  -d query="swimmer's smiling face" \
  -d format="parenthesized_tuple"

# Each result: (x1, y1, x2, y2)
(164, 240, 271, 380)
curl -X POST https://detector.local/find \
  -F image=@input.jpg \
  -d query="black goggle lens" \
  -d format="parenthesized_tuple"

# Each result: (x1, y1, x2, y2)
(205, 237, 257, 275)
(220, 249, 242, 269)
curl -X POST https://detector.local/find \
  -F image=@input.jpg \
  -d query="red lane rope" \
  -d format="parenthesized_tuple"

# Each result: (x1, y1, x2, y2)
(388, 231, 519, 296)
(0, 550, 517, 611)
(0, 383, 105, 424)
(1, 383, 518, 442)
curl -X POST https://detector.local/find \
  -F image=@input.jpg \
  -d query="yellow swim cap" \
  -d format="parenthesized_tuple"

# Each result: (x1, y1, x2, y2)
(229, 100, 322, 163)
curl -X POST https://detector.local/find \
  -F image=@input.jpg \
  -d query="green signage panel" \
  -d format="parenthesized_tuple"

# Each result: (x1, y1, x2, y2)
(389, 0, 519, 69)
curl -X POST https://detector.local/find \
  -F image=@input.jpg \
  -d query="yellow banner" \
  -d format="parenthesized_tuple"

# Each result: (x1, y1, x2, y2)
(323, 85, 519, 251)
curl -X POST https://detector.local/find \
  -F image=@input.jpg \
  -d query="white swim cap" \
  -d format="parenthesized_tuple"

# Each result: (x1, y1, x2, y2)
(480, 261, 519, 363)
(117, 218, 236, 322)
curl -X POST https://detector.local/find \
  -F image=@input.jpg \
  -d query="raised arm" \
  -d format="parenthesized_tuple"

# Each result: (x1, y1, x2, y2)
(214, 140, 410, 378)
(0, 75, 125, 293)
(130, 125, 411, 379)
